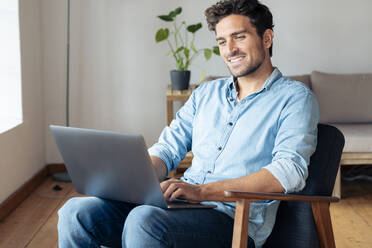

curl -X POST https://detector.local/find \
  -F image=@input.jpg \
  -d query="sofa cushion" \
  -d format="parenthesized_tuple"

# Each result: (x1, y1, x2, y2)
(288, 75, 311, 89)
(311, 71, 372, 123)
(332, 124, 372, 152)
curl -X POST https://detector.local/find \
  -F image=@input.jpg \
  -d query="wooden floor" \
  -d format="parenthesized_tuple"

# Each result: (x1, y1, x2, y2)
(0, 177, 372, 248)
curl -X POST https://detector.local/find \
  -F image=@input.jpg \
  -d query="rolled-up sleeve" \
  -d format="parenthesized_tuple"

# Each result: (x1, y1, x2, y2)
(264, 90, 320, 193)
(148, 89, 197, 175)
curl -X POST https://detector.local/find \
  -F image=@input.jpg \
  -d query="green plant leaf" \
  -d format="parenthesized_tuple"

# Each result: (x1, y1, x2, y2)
(158, 15, 173, 22)
(174, 7, 182, 15)
(187, 23, 202, 33)
(213, 46, 220, 56)
(191, 43, 198, 53)
(184, 47, 190, 59)
(169, 7, 182, 18)
(204, 48, 212, 60)
(155, 28, 169, 42)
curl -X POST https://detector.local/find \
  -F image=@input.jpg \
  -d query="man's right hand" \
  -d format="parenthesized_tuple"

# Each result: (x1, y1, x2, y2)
(160, 178, 202, 203)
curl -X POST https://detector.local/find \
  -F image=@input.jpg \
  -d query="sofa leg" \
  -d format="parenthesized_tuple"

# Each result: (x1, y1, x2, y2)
(332, 166, 341, 199)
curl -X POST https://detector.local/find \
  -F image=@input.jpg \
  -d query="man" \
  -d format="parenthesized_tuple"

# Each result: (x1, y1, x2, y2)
(58, 0, 319, 247)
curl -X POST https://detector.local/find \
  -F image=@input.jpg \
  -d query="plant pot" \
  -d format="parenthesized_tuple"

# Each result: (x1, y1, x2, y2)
(170, 70, 191, 90)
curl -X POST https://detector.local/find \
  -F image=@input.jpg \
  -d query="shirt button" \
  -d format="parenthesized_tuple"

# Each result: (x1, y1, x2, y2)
(218, 147, 222, 151)
(229, 98, 234, 101)
(228, 122, 233, 126)
(207, 170, 212, 173)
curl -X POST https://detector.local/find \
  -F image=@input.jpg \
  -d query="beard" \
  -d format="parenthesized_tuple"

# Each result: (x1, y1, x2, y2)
(228, 59, 263, 77)
(226, 45, 266, 78)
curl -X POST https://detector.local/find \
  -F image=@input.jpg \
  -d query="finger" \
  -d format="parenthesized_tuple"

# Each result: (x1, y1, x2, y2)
(161, 178, 180, 191)
(163, 183, 179, 200)
(160, 180, 171, 192)
(169, 188, 184, 202)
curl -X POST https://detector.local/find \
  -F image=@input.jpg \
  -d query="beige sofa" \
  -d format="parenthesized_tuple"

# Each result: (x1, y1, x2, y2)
(290, 71, 372, 197)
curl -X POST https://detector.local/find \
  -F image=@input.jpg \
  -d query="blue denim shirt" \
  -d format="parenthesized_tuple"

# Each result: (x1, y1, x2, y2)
(148, 68, 319, 247)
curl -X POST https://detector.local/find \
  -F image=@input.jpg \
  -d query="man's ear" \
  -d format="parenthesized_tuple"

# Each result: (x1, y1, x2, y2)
(263, 29, 274, 49)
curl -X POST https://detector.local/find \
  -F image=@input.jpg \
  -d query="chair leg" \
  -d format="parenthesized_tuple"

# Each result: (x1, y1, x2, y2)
(332, 165, 341, 198)
(232, 199, 250, 248)
(311, 201, 336, 248)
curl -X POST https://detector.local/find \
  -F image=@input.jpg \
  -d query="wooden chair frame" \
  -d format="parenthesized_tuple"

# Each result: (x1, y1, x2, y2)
(224, 191, 339, 248)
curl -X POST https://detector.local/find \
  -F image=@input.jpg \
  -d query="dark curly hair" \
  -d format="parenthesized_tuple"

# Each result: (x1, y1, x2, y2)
(205, 0, 274, 56)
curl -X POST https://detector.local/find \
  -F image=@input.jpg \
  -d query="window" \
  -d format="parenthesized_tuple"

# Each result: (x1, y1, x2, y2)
(0, 0, 23, 133)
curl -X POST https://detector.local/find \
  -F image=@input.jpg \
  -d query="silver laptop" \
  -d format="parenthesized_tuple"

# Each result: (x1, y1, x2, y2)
(50, 125, 216, 209)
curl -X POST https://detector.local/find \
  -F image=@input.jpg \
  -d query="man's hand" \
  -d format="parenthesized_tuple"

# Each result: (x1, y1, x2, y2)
(160, 178, 203, 203)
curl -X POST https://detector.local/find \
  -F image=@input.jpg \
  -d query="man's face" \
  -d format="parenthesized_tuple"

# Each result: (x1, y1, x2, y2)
(215, 14, 268, 78)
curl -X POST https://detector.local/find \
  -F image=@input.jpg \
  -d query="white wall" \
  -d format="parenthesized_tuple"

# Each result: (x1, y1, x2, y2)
(264, 0, 372, 75)
(0, 0, 44, 204)
(41, 0, 372, 164)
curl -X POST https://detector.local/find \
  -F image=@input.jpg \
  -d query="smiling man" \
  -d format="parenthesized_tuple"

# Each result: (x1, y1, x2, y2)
(57, 0, 319, 247)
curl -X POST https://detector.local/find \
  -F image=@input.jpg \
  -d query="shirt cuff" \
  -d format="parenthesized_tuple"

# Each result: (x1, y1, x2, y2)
(148, 144, 174, 175)
(263, 159, 307, 193)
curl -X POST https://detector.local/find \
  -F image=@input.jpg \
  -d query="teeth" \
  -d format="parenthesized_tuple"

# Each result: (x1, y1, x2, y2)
(229, 57, 243, 63)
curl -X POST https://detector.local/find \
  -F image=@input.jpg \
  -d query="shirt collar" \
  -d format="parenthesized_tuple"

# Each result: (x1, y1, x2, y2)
(262, 67, 282, 90)
(227, 67, 283, 95)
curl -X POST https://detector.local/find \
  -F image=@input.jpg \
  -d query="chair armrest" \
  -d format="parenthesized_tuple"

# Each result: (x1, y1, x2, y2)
(224, 191, 339, 203)
(226, 191, 338, 248)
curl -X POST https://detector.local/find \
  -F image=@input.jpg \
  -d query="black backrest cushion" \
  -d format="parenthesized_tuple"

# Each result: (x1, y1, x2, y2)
(263, 124, 345, 248)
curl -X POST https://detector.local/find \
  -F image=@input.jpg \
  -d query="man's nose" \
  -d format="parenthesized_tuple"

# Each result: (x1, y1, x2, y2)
(227, 40, 238, 55)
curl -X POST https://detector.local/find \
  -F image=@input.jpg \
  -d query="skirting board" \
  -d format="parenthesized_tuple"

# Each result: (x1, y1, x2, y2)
(0, 164, 67, 222)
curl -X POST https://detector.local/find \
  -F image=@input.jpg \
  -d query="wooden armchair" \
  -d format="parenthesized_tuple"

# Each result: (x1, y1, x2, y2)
(225, 124, 345, 248)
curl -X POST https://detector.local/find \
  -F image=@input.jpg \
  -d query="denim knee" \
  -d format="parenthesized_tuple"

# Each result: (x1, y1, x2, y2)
(58, 197, 107, 247)
(59, 197, 84, 220)
(123, 205, 169, 247)
(58, 197, 97, 232)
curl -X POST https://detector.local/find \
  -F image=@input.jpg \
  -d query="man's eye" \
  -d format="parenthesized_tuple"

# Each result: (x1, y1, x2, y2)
(218, 41, 226, 46)
(236, 35, 245, 40)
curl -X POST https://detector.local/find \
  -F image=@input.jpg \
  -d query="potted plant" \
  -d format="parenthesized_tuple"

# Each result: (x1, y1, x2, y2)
(155, 7, 220, 90)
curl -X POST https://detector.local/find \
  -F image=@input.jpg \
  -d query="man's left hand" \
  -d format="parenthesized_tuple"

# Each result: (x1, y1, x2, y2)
(160, 178, 203, 203)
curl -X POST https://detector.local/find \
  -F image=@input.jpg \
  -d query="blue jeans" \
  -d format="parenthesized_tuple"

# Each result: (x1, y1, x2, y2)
(58, 197, 255, 248)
